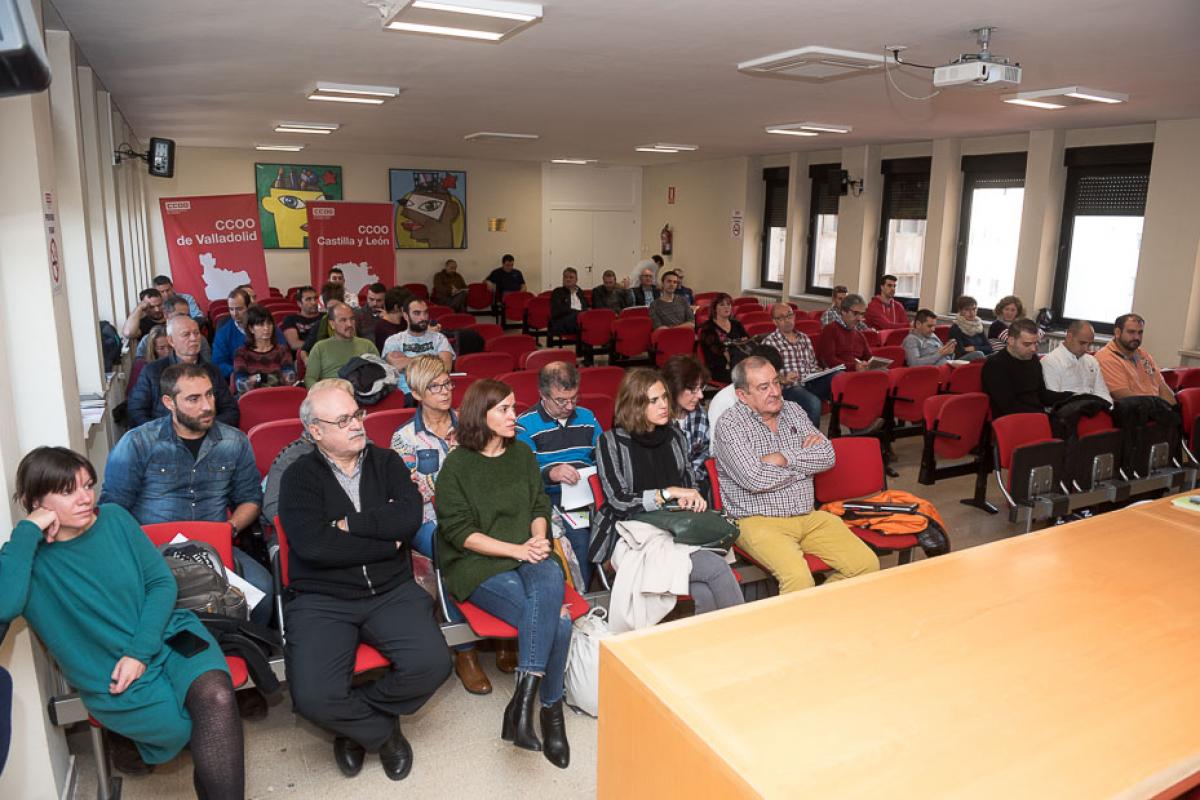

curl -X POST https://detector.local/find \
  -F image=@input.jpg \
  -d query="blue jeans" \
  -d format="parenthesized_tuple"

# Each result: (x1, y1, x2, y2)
(785, 371, 835, 428)
(468, 560, 572, 705)
(233, 547, 273, 627)
(412, 521, 474, 653)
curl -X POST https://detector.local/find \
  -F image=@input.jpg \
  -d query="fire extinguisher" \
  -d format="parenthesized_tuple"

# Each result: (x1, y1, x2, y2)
(660, 223, 673, 256)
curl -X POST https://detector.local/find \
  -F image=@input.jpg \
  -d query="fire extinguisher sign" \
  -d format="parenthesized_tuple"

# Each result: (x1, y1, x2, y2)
(730, 209, 744, 240)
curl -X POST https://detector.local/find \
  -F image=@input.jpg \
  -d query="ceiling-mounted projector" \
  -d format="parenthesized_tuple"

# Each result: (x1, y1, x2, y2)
(931, 26, 1020, 88)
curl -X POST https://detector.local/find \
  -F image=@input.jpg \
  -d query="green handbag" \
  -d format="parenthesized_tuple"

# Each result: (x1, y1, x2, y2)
(632, 509, 740, 550)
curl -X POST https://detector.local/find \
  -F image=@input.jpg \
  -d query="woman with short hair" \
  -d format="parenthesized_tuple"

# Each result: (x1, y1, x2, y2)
(948, 295, 992, 361)
(0, 447, 243, 798)
(593, 369, 744, 623)
(434, 380, 572, 768)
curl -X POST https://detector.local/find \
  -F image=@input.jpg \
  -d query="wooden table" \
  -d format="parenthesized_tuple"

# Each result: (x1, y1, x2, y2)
(598, 494, 1200, 799)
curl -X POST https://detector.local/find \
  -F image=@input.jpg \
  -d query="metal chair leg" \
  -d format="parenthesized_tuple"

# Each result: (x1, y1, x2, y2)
(90, 723, 122, 800)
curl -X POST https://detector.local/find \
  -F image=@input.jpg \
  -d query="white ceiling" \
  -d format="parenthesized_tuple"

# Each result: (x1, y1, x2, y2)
(48, 0, 1200, 165)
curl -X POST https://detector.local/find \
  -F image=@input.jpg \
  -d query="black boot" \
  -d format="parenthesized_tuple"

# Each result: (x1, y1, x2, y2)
(506, 672, 542, 751)
(540, 701, 570, 769)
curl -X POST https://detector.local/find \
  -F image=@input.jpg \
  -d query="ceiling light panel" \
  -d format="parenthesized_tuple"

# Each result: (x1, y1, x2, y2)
(551, 159, 596, 164)
(255, 144, 306, 151)
(384, 0, 542, 42)
(738, 46, 890, 81)
(463, 131, 539, 142)
(1002, 86, 1129, 109)
(274, 121, 340, 134)
(634, 143, 697, 153)
(308, 82, 400, 105)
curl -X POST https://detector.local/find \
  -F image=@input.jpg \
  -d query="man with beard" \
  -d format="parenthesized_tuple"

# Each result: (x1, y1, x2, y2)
(1096, 313, 1176, 405)
(305, 303, 379, 387)
(127, 316, 239, 428)
(100, 363, 272, 627)
(381, 298, 455, 400)
(355, 282, 388, 343)
(121, 288, 167, 343)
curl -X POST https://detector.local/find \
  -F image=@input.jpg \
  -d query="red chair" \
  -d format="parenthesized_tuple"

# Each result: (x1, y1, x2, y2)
(208, 298, 229, 318)
(467, 323, 504, 343)
(862, 329, 882, 349)
(522, 348, 576, 372)
(694, 307, 711, 326)
(827, 371, 889, 438)
(274, 519, 390, 672)
(211, 311, 231, 332)
(694, 292, 720, 306)
(1180, 370, 1200, 390)
(502, 291, 533, 330)
(522, 296, 551, 343)
(942, 360, 984, 394)
(485, 333, 538, 363)
(732, 297, 760, 312)
(737, 311, 772, 327)
(366, 390, 411, 413)
(581, 393, 614, 429)
(238, 385, 307, 433)
(578, 309, 617, 365)
(873, 345, 906, 368)
(579, 366, 625, 397)
(1162, 368, 1184, 392)
(427, 304, 455, 321)
(403, 283, 430, 301)
(744, 321, 776, 337)
(248, 418, 306, 477)
(268, 287, 284, 299)
(620, 306, 650, 319)
(795, 319, 822, 337)
(990, 412, 1063, 511)
(497, 371, 542, 406)
(813, 438, 922, 565)
(934, 324, 952, 342)
(438, 313, 477, 332)
(612, 317, 653, 365)
(882, 366, 941, 467)
(881, 328, 910, 347)
(456, 352, 516, 379)
(918, 392, 995, 513)
(465, 282, 493, 315)
(451, 374, 479, 407)
(651, 326, 696, 368)
(1179, 388, 1200, 456)
(285, 286, 304, 302)
(364, 408, 416, 446)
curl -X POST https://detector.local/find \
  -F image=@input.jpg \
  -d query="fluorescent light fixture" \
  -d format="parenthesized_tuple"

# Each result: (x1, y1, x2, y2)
(765, 126, 819, 137)
(765, 121, 852, 136)
(635, 142, 698, 153)
(738, 46, 890, 82)
(551, 159, 595, 165)
(636, 147, 680, 153)
(274, 121, 340, 134)
(411, 0, 536, 21)
(308, 94, 385, 104)
(796, 122, 852, 134)
(255, 144, 306, 151)
(384, 0, 542, 42)
(463, 131, 540, 142)
(311, 81, 400, 97)
(1003, 86, 1128, 109)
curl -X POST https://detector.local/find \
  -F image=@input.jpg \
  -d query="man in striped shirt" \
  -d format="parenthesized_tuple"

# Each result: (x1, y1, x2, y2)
(515, 361, 603, 587)
(762, 303, 834, 429)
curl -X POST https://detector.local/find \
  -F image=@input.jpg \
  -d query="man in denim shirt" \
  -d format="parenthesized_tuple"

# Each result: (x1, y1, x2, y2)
(101, 363, 272, 626)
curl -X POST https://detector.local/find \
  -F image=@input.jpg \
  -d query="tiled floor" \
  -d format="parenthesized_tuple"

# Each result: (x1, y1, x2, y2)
(72, 434, 1026, 800)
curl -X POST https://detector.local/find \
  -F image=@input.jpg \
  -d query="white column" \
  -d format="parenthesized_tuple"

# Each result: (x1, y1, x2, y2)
(97, 90, 130, 316)
(782, 152, 810, 302)
(1014, 128, 1066, 310)
(920, 138, 963, 312)
(834, 144, 883, 295)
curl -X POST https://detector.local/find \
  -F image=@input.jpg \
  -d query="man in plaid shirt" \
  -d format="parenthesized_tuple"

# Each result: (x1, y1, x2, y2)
(762, 303, 836, 429)
(713, 356, 878, 593)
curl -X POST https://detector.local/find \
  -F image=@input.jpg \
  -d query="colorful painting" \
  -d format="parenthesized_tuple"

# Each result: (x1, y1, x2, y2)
(254, 163, 343, 249)
(389, 169, 467, 249)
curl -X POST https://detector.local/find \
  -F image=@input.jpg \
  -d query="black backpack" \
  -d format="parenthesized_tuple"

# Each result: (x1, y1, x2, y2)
(160, 541, 249, 620)
(99, 321, 122, 372)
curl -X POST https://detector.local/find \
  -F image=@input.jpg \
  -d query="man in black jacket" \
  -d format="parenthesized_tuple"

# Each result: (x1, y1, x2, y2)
(981, 318, 1073, 418)
(279, 379, 450, 782)
(126, 316, 239, 428)
(549, 267, 586, 337)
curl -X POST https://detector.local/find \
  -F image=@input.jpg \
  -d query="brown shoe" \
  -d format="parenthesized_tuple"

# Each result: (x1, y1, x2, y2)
(454, 649, 493, 695)
(495, 641, 518, 674)
(107, 731, 154, 776)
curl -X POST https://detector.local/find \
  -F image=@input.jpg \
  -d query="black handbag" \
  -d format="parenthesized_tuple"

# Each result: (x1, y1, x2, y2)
(633, 509, 739, 550)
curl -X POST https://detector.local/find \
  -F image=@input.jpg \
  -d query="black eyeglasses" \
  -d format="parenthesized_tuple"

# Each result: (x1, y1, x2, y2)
(314, 408, 366, 428)
(426, 380, 455, 395)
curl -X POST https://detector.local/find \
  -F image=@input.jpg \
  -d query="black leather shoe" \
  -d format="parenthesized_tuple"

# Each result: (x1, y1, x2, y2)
(510, 672, 542, 752)
(379, 722, 413, 781)
(333, 736, 365, 778)
(540, 701, 570, 769)
(501, 688, 518, 742)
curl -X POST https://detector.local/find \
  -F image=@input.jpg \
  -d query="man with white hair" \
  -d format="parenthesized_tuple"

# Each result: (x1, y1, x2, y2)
(629, 260, 660, 307)
(279, 379, 451, 782)
(127, 315, 239, 428)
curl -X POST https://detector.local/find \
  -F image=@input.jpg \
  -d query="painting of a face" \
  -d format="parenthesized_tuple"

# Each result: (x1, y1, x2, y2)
(399, 190, 461, 249)
(261, 187, 325, 248)
(254, 163, 343, 249)
(390, 169, 468, 250)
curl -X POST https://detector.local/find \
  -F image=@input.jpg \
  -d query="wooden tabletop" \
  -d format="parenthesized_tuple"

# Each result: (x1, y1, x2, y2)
(600, 494, 1200, 799)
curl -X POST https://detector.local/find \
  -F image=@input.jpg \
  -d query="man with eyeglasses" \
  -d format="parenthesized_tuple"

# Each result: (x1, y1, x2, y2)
(279, 379, 450, 782)
(816, 293, 874, 372)
(763, 303, 832, 428)
(515, 361, 603, 588)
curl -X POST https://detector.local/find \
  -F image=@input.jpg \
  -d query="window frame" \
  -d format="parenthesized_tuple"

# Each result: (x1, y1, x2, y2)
(1050, 143, 1153, 331)
(952, 152, 1028, 319)
(805, 163, 842, 297)
(758, 166, 789, 290)
(875, 157, 932, 301)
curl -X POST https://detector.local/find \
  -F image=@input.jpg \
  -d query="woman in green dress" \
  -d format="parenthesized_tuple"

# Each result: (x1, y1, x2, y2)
(0, 447, 243, 799)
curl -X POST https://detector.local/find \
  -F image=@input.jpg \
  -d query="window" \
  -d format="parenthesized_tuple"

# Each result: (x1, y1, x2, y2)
(876, 158, 931, 299)
(1051, 144, 1153, 328)
(806, 163, 841, 295)
(759, 167, 789, 289)
(953, 153, 1027, 315)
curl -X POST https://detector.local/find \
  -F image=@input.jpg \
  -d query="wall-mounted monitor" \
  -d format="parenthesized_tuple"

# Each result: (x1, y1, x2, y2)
(0, 0, 51, 97)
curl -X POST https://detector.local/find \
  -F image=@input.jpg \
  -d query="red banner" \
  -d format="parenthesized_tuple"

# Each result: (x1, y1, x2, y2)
(307, 201, 394, 295)
(159, 193, 270, 305)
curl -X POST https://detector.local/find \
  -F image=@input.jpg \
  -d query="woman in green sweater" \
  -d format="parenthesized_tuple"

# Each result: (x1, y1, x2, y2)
(435, 379, 573, 769)
(0, 447, 243, 798)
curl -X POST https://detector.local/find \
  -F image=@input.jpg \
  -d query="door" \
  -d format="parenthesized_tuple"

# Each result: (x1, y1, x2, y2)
(547, 209, 639, 291)
(547, 210, 594, 290)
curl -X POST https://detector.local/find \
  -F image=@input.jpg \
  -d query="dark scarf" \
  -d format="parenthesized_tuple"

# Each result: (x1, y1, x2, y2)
(628, 425, 684, 492)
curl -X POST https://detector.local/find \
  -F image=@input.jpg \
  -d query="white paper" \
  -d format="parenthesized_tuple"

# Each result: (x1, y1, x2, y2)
(167, 533, 267, 609)
(559, 466, 598, 510)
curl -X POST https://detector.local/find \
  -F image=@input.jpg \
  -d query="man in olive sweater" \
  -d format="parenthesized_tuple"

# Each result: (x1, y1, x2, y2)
(304, 303, 380, 387)
(279, 379, 450, 782)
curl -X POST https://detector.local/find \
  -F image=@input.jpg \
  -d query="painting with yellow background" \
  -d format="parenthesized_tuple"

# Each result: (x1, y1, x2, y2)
(254, 163, 344, 249)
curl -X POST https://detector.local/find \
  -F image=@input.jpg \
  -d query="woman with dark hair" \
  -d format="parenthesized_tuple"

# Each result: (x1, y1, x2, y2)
(660, 354, 712, 495)
(697, 293, 748, 384)
(233, 304, 296, 395)
(593, 369, 743, 624)
(434, 380, 572, 769)
(988, 295, 1025, 347)
(948, 295, 992, 361)
(0, 447, 243, 798)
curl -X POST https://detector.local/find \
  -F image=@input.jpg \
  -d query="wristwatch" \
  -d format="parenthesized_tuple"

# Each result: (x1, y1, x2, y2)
(661, 487, 672, 502)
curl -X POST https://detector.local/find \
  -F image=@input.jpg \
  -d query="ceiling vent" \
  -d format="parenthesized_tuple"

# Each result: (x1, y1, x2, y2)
(737, 46, 889, 81)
